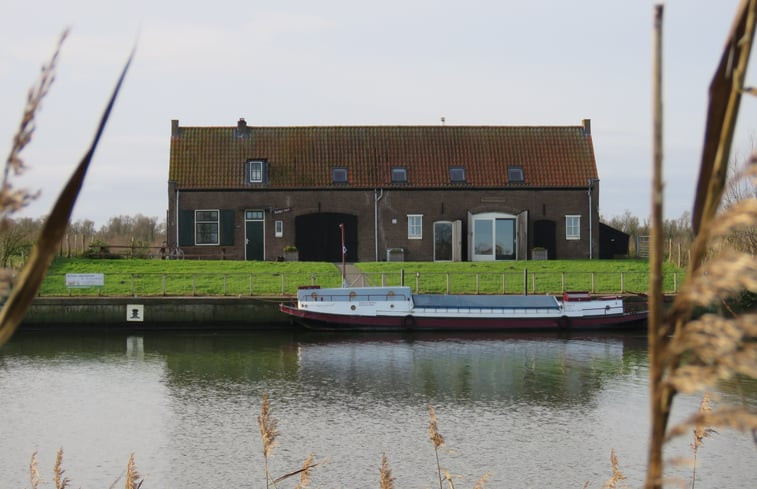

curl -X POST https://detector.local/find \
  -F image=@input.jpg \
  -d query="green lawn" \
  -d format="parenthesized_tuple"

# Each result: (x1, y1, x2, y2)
(355, 260, 682, 294)
(38, 257, 683, 296)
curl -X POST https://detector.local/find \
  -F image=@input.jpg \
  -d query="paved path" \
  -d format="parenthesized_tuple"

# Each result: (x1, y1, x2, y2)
(335, 263, 373, 287)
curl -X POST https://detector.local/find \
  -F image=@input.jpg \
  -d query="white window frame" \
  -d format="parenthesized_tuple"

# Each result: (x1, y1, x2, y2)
(249, 160, 264, 183)
(275, 220, 283, 238)
(195, 209, 219, 245)
(408, 214, 423, 239)
(565, 215, 581, 240)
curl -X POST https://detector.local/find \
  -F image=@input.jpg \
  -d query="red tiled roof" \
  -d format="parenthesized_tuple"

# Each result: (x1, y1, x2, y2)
(169, 122, 598, 189)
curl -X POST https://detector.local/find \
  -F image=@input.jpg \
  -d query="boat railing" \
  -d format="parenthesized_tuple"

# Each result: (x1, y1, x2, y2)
(299, 291, 411, 303)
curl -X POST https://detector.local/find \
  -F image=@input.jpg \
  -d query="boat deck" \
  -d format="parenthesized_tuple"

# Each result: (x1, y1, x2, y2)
(413, 294, 560, 310)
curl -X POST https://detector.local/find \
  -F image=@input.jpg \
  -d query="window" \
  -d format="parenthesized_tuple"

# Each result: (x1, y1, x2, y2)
(408, 214, 423, 239)
(246, 210, 264, 220)
(566, 215, 581, 240)
(275, 220, 283, 238)
(391, 167, 407, 183)
(332, 167, 348, 184)
(195, 210, 219, 245)
(249, 160, 264, 183)
(508, 166, 524, 183)
(449, 166, 466, 183)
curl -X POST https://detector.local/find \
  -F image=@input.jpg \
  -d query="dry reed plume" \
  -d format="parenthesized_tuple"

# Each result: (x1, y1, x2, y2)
(646, 2, 757, 488)
(426, 404, 489, 489)
(0, 29, 66, 324)
(0, 30, 133, 348)
(600, 449, 628, 489)
(26, 449, 141, 489)
(29, 451, 41, 489)
(379, 453, 394, 489)
(258, 393, 279, 488)
(53, 449, 70, 489)
(688, 394, 716, 489)
(257, 394, 323, 489)
(428, 404, 446, 489)
(125, 453, 143, 489)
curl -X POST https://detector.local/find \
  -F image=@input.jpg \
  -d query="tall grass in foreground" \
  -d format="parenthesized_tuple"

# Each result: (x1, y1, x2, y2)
(645, 3, 757, 489)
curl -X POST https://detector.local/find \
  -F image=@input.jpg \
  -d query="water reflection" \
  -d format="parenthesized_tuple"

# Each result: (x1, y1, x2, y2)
(1, 329, 754, 489)
(294, 332, 648, 406)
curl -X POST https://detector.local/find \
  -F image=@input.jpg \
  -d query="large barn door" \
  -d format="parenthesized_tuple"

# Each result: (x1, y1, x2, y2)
(533, 219, 556, 259)
(295, 213, 357, 262)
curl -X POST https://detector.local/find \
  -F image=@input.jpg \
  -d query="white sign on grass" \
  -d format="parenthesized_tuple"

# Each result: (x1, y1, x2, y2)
(65, 273, 104, 288)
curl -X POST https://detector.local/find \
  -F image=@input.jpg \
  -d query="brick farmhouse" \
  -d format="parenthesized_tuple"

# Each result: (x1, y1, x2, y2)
(167, 118, 603, 262)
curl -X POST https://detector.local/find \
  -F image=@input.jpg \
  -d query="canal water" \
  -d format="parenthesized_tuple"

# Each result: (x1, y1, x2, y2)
(0, 330, 754, 488)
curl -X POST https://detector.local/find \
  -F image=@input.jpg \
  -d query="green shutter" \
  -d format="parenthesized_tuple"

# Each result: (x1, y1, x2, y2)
(220, 209, 235, 246)
(178, 210, 194, 246)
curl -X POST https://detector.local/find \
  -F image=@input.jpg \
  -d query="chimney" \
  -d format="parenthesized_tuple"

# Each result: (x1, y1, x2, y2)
(237, 117, 250, 138)
(581, 118, 591, 136)
(171, 119, 181, 137)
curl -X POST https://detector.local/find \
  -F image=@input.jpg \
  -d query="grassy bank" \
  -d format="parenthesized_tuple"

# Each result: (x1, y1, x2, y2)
(36, 257, 682, 296)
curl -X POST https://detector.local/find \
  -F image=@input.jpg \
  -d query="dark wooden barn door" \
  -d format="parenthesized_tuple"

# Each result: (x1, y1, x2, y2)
(533, 219, 556, 259)
(295, 213, 357, 262)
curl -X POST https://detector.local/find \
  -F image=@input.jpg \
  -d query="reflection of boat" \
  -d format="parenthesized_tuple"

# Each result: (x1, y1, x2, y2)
(280, 286, 647, 332)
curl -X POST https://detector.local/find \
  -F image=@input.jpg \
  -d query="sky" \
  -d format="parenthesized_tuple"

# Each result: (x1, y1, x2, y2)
(1, 0, 756, 228)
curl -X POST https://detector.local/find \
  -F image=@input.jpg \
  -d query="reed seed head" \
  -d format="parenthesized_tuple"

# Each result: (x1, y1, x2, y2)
(472, 473, 491, 489)
(428, 404, 445, 449)
(691, 394, 716, 451)
(29, 451, 41, 489)
(53, 448, 70, 489)
(601, 449, 627, 489)
(379, 453, 394, 489)
(125, 453, 141, 489)
(258, 393, 279, 459)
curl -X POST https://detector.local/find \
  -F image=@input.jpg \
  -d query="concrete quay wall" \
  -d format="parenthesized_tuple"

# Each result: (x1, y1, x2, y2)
(22, 296, 291, 331)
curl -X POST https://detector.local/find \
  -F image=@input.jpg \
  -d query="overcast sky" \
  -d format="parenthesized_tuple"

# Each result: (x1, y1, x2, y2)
(1, 0, 756, 227)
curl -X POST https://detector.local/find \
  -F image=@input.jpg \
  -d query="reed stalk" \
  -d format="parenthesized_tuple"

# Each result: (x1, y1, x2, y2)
(689, 394, 716, 489)
(428, 404, 446, 489)
(258, 393, 279, 489)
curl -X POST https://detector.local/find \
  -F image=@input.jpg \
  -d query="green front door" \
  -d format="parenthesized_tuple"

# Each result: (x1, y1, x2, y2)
(245, 210, 264, 261)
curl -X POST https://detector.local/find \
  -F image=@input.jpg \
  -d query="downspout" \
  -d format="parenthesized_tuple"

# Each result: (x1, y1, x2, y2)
(175, 188, 180, 247)
(374, 188, 384, 261)
(587, 179, 598, 259)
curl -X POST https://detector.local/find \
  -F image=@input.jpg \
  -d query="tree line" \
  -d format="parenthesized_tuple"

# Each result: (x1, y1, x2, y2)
(0, 214, 166, 266)
(604, 162, 757, 266)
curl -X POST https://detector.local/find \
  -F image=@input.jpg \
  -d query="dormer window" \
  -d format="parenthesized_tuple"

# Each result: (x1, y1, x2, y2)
(332, 167, 348, 184)
(391, 167, 408, 183)
(248, 160, 267, 183)
(449, 166, 466, 183)
(508, 166, 524, 183)
(249, 160, 263, 183)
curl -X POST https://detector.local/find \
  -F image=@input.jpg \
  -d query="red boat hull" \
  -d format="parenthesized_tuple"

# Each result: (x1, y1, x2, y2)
(279, 304, 648, 332)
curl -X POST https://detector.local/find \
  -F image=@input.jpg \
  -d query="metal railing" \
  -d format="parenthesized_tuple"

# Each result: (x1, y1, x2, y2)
(42, 270, 679, 297)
